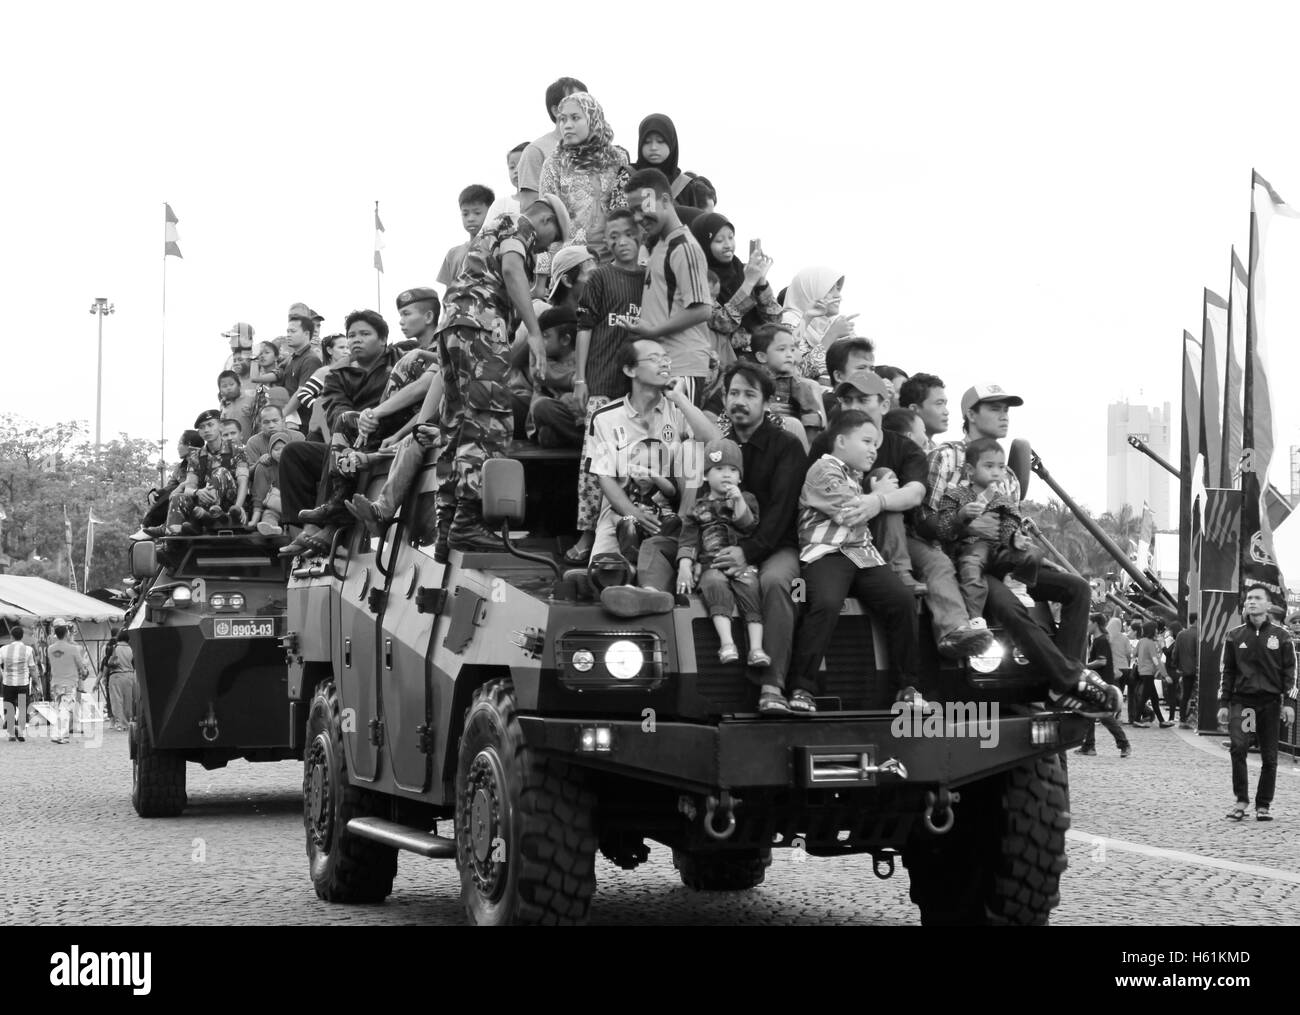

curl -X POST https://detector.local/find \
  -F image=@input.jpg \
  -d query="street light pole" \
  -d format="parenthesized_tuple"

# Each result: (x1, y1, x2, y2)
(88, 297, 115, 449)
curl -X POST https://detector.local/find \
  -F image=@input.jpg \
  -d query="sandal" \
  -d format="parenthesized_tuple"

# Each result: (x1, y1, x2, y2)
(1225, 803, 1246, 821)
(758, 691, 791, 716)
(788, 689, 817, 715)
(563, 538, 594, 565)
(718, 645, 739, 664)
(748, 648, 772, 667)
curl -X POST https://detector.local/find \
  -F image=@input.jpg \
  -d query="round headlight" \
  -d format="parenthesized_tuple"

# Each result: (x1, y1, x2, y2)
(209, 593, 227, 608)
(604, 640, 644, 680)
(229, 593, 245, 609)
(172, 586, 193, 604)
(968, 639, 1006, 674)
(571, 649, 595, 673)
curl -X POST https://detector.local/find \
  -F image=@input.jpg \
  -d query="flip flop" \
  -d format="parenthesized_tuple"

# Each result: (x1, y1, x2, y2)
(758, 691, 791, 716)
(788, 689, 817, 715)
(563, 540, 594, 565)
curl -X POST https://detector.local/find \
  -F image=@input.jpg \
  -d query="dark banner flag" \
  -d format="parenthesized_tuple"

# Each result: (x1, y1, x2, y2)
(1199, 289, 1225, 488)
(1198, 488, 1242, 731)
(1239, 171, 1295, 612)
(1178, 332, 1200, 619)
(1220, 249, 1247, 487)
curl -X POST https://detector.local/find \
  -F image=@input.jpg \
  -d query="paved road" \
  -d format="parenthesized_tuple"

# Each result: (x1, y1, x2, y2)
(3, 716, 1297, 926)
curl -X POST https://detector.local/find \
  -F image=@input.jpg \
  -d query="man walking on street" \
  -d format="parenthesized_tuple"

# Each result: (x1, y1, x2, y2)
(46, 624, 90, 744)
(2, 627, 37, 743)
(1219, 587, 1297, 821)
(1077, 614, 1131, 758)
(1172, 612, 1200, 729)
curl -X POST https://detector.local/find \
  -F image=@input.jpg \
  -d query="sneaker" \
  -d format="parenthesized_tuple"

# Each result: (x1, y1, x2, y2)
(718, 644, 739, 664)
(1120, 746, 1132, 758)
(1075, 747, 1097, 756)
(1226, 802, 1247, 821)
(747, 648, 772, 667)
(1256, 807, 1273, 822)
(1159, 721, 1176, 729)
(447, 525, 506, 553)
(936, 618, 995, 659)
(600, 585, 674, 619)
(256, 521, 283, 536)
(1049, 669, 1121, 717)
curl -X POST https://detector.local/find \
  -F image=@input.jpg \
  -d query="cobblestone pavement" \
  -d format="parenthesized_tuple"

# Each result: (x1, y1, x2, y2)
(2, 717, 1296, 926)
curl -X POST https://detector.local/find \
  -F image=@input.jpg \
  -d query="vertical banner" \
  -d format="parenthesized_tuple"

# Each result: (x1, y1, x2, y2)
(1178, 333, 1200, 620)
(1220, 250, 1247, 487)
(1198, 487, 1242, 731)
(1200, 289, 1226, 488)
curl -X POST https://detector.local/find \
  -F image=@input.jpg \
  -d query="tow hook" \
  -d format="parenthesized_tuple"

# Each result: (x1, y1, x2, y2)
(703, 790, 738, 841)
(922, 788, 960, 835)
(199, 703, 219, 743)
(873, 854, 896, 880)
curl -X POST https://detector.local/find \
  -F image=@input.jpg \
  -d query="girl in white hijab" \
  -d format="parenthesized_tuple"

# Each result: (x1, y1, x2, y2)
(780, 267, 859, 380)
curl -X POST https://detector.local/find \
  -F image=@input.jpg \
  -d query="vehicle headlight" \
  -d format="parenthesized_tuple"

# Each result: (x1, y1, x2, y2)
(210, 593, 227, 608)
(171, 586, 193, 605)
(571, 649, 595, 672)
(968, 639, 1005, 674)
(604, 640, 644, 680)
(228, 593, 245, 609)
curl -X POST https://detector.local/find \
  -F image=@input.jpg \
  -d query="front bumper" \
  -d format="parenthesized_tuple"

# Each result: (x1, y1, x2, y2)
(517, 708, 1090, 793)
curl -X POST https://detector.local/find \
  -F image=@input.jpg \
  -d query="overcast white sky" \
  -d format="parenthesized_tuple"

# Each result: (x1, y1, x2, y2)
(7, 0, 1300, 566)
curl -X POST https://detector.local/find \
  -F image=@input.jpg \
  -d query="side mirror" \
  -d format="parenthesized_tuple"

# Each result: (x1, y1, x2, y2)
(482, 458, 525, 527)
(130, 540, 157, 580)
(1008, 438, 1033, 502)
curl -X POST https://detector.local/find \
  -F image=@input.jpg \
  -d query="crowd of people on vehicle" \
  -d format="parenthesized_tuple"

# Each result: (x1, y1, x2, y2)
(133, 75, 1207, 722)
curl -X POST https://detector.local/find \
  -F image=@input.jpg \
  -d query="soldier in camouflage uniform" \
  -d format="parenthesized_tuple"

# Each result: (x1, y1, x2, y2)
(165, 409, 250, 533)
(433, 197, 569, 556)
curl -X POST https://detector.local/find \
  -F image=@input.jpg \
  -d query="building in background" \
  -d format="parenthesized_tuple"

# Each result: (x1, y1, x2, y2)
(1107, 400, 1172, 528)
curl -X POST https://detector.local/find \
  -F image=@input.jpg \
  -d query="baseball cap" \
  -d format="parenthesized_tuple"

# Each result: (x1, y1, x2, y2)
(960, 383, 1024, 415)
(288, 302, 324, 323)
(547, 247, 595, 299)
(531, 194, 572, 243)
(834, 369, 890, 400)
(222, 323, 255, 349)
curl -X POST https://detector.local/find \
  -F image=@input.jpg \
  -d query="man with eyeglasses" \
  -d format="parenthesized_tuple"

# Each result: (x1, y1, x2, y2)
(587, 338, 721, 615)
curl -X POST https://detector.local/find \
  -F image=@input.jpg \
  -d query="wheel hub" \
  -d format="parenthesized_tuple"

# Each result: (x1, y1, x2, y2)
(306, 734, 334, 850)
(461, 747, 506, 899)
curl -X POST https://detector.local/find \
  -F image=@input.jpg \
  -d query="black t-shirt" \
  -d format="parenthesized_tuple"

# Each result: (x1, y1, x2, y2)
(1089, 633, 1115, 683)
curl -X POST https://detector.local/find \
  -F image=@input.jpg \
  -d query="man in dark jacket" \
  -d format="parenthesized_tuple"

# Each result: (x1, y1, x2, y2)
(1078, 614, 1131, 757)
(1218, 587, 1297, 821)
(1171, 613, 1200, 728)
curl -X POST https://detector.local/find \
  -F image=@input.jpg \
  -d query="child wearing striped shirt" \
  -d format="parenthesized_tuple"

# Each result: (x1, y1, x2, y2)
(786, 411, 921, 715)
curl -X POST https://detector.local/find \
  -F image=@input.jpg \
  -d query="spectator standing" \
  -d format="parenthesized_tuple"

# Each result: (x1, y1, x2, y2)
(217, 370, 257, 441)
(1171, 614, 1200, 728)
(1132, 621, 1175, 728)
(1219, 587, 1297, 821)
(438, 185, 497, 289)
(539, 92, 630, 263)
(46, 624, 90, 744)
(632, 113, 714, 209)
(2, 626, 36, 742)
(1077, 614, 1132, 757)
(516, 76, 589, 209)
(105, 631, 136, 733)
(624, 169, 713, 404)
(1108, 614, 1134, 718)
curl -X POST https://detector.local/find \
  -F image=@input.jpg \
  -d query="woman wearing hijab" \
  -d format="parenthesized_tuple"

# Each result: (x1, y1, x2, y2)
(689, 212, 781, 362)
(538, 92, 630, 263)
(633, 113, 713, 210)
(780, 267, 860, 381)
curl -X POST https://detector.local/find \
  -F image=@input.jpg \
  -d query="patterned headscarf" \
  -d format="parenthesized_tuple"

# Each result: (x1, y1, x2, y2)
(555, 92, 626, 175)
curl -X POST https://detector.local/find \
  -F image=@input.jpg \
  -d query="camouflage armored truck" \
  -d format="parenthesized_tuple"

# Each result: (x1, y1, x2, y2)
(291, 446, 1089, 925)
(126, 532, 304, 817)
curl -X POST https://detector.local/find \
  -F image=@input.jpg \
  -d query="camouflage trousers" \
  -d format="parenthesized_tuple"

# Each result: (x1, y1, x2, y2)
(575, 394, 614, 532)
(436, 323, 513, 533)
(165, 468, 238, 529)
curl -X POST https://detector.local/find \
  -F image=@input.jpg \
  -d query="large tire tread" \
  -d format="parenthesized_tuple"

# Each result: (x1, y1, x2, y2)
(673, 848, 772, 892)
(132, 721, 187, 818)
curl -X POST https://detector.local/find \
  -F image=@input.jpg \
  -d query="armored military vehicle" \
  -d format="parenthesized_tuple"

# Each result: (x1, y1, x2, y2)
(127, 532, 303, 817)
(290, 447, 1088, 925)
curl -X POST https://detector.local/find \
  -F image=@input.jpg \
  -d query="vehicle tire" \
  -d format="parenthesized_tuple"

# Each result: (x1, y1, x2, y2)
(672, 848, 772, 891)
(456, 678, 598, 926)
(132, 719, 187, 818)
(904, 754, 1069, 926)
(303, 681, 397, 903)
